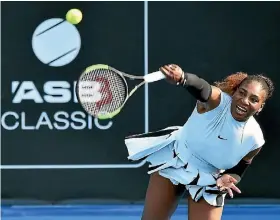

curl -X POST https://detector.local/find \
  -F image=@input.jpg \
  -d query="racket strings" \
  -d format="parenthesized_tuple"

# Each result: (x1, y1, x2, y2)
(95, 69, 126, 113)
(78, 69, 127, 116)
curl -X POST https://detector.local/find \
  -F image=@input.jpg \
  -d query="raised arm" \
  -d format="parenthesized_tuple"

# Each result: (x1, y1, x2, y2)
(160, 64, 222, 112)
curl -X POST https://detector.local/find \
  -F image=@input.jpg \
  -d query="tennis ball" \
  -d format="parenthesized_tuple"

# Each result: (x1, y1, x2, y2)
(66, 9, 82, 25)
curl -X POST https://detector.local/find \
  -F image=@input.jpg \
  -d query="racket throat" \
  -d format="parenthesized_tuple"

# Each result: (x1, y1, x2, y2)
(128, 81, 145, 97)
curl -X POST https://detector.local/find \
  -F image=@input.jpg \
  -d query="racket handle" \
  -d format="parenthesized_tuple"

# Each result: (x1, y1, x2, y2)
(144, 71, 166, 83)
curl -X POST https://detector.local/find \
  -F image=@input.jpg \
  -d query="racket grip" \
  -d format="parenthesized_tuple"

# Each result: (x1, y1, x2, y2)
(144, 71, 166, 83)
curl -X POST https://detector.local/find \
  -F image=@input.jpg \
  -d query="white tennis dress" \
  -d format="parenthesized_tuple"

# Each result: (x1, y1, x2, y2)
(125, 91, 265, 206)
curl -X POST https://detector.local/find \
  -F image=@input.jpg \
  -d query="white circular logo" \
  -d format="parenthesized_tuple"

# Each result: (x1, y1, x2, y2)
(32, 18, 81, 67)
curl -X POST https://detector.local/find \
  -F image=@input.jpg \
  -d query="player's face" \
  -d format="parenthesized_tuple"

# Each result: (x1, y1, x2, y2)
(231, 81, 267, 121)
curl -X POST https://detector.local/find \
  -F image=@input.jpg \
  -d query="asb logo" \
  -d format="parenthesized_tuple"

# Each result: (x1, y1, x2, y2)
(32, 18, 81, 67)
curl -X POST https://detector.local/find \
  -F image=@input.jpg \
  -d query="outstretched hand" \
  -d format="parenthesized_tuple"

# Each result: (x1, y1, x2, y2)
(159, 64, 184, 85)
(216, 174, 242, 198)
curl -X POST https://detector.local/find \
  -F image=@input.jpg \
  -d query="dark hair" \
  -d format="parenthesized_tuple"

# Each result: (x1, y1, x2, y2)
(214, 72, 274, 100)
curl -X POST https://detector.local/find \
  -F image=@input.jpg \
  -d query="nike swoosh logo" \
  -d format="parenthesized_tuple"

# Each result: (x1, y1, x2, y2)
(218, 135, 227, 140)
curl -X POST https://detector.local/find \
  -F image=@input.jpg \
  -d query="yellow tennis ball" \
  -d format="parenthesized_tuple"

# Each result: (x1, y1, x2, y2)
(66, 9, 82, 25)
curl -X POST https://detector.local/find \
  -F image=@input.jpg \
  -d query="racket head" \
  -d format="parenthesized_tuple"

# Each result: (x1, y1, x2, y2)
(76, 64, 128, 119)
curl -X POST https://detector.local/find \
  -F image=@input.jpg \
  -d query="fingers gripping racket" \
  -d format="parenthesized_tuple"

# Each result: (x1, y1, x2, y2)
(76, 64, 165, 119)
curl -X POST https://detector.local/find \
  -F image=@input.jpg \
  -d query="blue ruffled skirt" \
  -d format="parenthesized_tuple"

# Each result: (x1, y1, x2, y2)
(125, 126, 227, 207)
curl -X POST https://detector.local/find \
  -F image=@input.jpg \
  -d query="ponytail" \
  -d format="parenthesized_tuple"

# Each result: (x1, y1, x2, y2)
(214, 72, 248, 96)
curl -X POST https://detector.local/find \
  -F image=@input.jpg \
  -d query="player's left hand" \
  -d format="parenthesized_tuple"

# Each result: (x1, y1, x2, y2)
(216, 174, 242, 198)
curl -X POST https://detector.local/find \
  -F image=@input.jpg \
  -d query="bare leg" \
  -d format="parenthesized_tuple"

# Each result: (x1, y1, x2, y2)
(141, 172, 186, 220)
(188, 196, 223, 220)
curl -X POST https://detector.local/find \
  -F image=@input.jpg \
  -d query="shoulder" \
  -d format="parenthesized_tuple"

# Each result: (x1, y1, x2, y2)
(220, 90, 232, 104)
(197, 87, 231, 113)
(246, 117, 265, 149)
(242, 118, 265, 161)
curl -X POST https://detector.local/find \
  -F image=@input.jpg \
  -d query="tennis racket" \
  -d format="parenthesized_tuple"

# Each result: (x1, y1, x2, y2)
(76, 64, 166, 119)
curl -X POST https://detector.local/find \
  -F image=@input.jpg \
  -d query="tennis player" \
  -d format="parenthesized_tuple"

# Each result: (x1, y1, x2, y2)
(124, 64, 274, 220)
